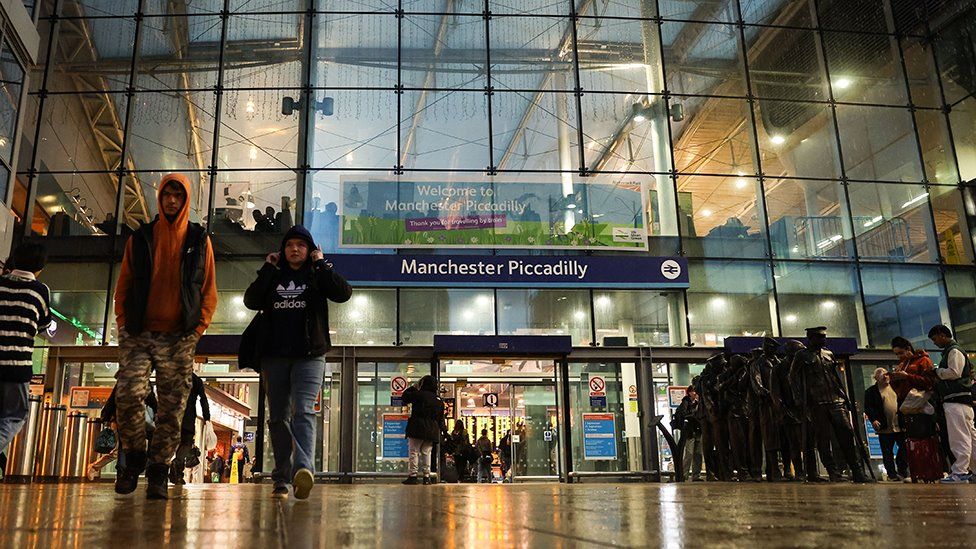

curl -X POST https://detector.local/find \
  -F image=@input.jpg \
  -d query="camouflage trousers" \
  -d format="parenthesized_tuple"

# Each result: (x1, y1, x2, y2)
(116, 330, 199, 466)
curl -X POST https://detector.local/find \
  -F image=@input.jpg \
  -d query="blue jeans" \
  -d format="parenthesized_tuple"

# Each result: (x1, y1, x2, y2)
(262, 356, 326, 487)
(0, 382, 29, 455)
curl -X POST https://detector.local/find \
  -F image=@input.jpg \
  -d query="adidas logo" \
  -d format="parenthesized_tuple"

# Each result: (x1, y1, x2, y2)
(276, 281, 307, 299)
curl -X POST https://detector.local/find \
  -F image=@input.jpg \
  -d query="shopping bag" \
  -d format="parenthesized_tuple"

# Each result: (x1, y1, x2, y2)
(203, 421, 218, 451)
(94, 427, 117, 454)
(899, 388, 934, 415)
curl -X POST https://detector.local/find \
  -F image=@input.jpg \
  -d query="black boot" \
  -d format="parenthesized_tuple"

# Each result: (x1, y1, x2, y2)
(146, 463, 169, 500)
(115, 451, 147, 495)
(765, 452, 783, 482)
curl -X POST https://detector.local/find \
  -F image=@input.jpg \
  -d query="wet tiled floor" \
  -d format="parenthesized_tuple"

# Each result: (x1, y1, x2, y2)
(0, 482, 973, 547)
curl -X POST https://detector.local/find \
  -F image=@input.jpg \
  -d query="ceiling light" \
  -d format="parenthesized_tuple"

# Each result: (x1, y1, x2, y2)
(710, 297, 727, 309)
(834, 77, 852, 89)
(348, 310, 362, 320)
(236, 311, 247, 319)
(462, 310, 474, 320)
(633, 113, 646, 123)
(248, 146, 258, 160)
(863, 215, 883, 228)
(345, 153, 354, 162)
(354, 295, 368, 307)
(735, 177, 748, 189)
(701, 208, 713, 218)
(770, 134, 786, 145)
(595, 295, 611, 307)
(573, 310, 586, 321)
(366, 340, 374, 345)
(785, 314, 798, 323)
(821, 300, 837, 310)
(901, 193, 929, 209)
(476, 295, 491, 307)
(232, 295, 244, 305)
(245, 98, 255, 114)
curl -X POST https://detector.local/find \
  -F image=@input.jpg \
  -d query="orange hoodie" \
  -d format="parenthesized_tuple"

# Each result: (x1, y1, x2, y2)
(114, 173, 217, 336)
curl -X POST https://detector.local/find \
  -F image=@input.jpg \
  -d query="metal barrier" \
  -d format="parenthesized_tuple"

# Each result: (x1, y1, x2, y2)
(5, 395, 43, 477)
(34, 405, 66, 478)
(60, 413, 92, 478)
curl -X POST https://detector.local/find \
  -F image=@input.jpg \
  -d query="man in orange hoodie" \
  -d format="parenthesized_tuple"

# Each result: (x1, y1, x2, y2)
(113, 173, 217, 499)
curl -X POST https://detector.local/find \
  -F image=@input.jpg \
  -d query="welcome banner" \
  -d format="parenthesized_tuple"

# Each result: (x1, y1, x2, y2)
(339, 178, 648, 251)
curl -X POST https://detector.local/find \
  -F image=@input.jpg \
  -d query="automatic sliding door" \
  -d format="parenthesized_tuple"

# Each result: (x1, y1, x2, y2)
(355, 362, 427, 473)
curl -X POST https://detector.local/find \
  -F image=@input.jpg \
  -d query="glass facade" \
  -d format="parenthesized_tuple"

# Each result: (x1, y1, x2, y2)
(10, 0, 976, 351)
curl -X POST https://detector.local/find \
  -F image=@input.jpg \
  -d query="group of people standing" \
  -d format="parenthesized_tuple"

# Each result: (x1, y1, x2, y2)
(672, 325, 975, 484)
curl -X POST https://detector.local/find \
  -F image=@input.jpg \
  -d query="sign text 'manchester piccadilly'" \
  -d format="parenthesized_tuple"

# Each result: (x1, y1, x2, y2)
(402, 258, 590, 279)
(327, 255, 689, 289)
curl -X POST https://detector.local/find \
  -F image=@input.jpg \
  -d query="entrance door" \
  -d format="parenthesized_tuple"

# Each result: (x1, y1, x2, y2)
(440, 358, 561, 481)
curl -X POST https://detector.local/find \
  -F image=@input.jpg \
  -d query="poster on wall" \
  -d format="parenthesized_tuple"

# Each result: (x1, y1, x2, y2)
(339, 178, 648, 251)
(864, 418, 882, 459)
(382, 413, 410, 460)
(582, 413, 618, 460)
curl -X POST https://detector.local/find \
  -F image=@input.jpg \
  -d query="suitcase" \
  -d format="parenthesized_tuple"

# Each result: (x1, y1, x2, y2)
(906, 436, 943, 483)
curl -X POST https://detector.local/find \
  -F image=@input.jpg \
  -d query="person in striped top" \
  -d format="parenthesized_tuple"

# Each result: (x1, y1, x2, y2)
(0, 242, 52, 464)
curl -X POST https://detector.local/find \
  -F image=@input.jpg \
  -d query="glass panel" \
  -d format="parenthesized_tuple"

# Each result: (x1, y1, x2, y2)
(31, 93, 128, 175)
(400, 90, 489, 171)
(310, 89, 396, 169)
(509, 383, 559, 478)
(835, 104, 923, 182)
(401, 14, 485, 91)
(948, 95, 976, 182)
(902, 40, 943, 108)
(569, 362, 642, 473)
(50, 18, 136, 92)
(331, 289, 396, 346)
(662, 22, 745, 96)
(860, 264, 948, 348)
(125, 90, 216, 196)
(741, 0, 814, 27)
(43, 262, 109, 345)
(934, 17, 975, 107)
(74, 0, 138, 17)
(658, 0, 738, 24)
(672, 98, 756, 175)
(211, 258, 264, 335)
(749, 29, 828, 102)
(491, 91, 580, 172)
(313, 14, 397, 89)
(823, 31, 907, 106)
(580, 94, 671, 174)
(816, 0, 891, 34)
(496, 289, 592, 345)
(847, 182, 938, 263)
(211, 171, 299, 253)
(488, 0, 569, 16)
(399, 288, 495, 345)
(356, 362, 428, 473)
(0, 42, 25, 165)
(137, 15, 223, 91)
(593, 290, 683, 347)
(753, 99, 842, 179)
(687, 259, 774, 346)
(217, 90, 300, 170)
(575, 17, 664, 95)
(765, 178, 853, 260)
(677, 175, 768, 258)
(930, 186, 973, 266)
(915, 108, 959, 184)
(946, 269, 976, 348)
(490, 16, 568, 93)
(774, 261, 865, 345)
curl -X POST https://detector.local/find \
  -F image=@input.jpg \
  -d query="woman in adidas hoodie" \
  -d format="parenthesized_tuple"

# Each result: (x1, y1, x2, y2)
(244, 225, 352, 499)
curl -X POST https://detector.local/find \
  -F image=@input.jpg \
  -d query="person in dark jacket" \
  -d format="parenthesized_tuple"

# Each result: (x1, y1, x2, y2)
(169, 373, 211, 485)
(864, 367, 907, 481)
(671, 386, 703, 481)
(402, 375, 445, 485)
(87, 384, 158, 479)
(244, 225, 352, 499)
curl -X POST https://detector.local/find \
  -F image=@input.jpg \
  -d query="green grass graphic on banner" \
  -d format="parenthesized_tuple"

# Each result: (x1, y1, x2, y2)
(339, 179, 648, 251)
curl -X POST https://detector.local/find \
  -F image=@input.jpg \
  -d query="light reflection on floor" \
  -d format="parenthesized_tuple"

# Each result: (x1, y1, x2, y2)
(0, 482, 973, 548)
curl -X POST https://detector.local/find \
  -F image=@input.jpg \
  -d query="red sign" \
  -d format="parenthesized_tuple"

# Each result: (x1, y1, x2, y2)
(588, 376, 606, 396)
(391, 376, 408, 396)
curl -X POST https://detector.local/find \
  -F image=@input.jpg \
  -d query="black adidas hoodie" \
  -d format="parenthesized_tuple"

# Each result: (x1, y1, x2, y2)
(243, 225, 353, 359)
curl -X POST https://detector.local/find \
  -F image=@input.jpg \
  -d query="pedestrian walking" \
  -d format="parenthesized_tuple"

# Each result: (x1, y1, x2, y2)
(112, 173, 217, 499)
(401, 375, 444, 485)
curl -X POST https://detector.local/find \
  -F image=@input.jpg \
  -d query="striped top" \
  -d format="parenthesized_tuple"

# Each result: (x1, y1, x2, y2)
(0, 270, 52, 382)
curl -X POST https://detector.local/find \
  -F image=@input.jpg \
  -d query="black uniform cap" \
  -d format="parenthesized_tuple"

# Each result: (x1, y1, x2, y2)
(805, 326, 827, 337)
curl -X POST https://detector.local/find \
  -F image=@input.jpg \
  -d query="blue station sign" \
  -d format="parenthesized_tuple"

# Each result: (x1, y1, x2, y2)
(327, 254, 688, 289)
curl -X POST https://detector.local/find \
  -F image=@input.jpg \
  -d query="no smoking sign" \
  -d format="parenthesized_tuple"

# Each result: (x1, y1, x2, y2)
(588, 375, 607, 407)
(391, 376, 408, 406)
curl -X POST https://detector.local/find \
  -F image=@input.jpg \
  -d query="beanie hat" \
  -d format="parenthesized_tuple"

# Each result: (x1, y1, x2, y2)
(280, 225, 317, 264)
